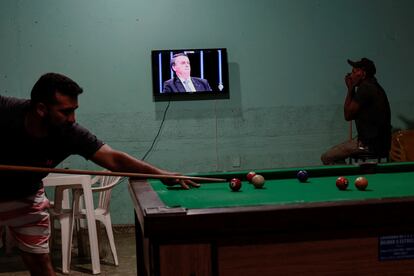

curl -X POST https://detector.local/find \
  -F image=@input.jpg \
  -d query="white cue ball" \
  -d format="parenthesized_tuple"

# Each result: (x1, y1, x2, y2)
(252, 174, 265, 189)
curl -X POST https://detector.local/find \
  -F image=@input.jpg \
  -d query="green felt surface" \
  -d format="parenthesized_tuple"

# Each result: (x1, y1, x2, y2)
(150, 164, 414, 209)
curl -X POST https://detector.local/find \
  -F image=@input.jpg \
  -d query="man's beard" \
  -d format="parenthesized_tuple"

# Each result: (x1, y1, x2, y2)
(43, 114, 74, 135)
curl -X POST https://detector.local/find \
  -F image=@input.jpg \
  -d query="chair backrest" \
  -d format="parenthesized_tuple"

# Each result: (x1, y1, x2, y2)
(91, 175, 122, 211)
(390, 130, 414, 162)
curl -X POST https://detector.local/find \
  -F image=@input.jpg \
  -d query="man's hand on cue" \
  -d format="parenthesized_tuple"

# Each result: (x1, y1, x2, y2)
(160, 172, 200, 189)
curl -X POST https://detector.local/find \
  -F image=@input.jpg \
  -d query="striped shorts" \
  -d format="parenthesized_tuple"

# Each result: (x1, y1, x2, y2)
(0, 188, 51, 254)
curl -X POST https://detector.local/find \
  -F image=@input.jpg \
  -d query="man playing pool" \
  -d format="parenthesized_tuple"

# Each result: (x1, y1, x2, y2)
(0, 72, 199, 276)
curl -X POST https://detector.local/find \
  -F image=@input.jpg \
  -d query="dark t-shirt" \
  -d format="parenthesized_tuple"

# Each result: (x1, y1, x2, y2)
(354, 78, 391, 154)
(0, 95, 104, 200)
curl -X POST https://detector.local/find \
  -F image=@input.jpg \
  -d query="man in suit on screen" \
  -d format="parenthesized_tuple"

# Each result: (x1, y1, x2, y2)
(163, 53, 212, 93)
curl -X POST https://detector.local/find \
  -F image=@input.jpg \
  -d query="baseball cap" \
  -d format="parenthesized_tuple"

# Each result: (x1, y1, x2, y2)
(347, 57, 376, 76)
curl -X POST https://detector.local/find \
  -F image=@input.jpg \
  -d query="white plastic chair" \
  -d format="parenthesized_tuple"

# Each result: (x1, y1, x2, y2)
(72, 174, 122, 266)
(49, 174, 121, 273)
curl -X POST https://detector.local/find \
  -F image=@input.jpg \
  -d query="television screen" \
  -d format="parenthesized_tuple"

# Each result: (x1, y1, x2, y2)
(151, 48, 229, 101)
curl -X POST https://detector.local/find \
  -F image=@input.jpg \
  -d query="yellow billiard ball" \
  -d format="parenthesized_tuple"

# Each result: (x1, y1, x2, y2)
(252, 174, 265, 189)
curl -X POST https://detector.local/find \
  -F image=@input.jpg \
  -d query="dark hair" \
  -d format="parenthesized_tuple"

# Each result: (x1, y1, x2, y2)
(170, 53, 188, 69)
(30, 72, 83, 105)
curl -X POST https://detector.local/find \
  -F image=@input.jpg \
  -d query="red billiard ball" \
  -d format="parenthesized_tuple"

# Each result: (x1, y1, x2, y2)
(229, 178, 242, 191)
(297, 170, 309, 182)
(355, 176, 368, 191)
(336, 176, 349, 190)
(252, 174, 265, 189)
(246, 171, 256, 183)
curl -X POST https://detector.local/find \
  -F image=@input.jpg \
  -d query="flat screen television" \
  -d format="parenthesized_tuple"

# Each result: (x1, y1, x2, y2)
(151, 48, 229, 101)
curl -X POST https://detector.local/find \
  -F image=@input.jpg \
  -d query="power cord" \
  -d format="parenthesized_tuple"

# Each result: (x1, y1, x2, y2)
(141, 100, 171, 161)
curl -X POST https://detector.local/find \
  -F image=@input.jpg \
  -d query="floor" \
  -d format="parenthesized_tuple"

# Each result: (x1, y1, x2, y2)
(0, 226, 137, 276)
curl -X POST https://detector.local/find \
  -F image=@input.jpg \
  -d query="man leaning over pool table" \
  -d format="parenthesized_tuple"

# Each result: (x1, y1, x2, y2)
(0, 72, 199, 276)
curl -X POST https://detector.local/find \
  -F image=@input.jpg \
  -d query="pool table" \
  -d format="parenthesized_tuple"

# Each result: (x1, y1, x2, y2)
(128, 162, 414, 276)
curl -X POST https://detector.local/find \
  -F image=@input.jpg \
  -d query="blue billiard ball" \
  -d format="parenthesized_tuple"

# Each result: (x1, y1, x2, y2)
(297, 170, 309, 182)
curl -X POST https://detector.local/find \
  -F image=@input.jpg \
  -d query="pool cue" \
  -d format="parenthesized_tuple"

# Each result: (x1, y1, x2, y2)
(349, 121, 353, 141)
(0, 164, 226, 182)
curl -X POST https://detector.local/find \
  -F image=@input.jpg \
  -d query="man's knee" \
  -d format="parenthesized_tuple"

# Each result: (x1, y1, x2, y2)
(321, 152, 331, 165)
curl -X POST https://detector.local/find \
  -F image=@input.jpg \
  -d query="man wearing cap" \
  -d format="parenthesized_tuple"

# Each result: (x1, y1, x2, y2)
(321, 58, 391, 165)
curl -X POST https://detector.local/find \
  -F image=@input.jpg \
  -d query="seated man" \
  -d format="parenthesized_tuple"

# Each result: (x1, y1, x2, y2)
(163, 53, 212, 93)
(321, 58, 391, 165)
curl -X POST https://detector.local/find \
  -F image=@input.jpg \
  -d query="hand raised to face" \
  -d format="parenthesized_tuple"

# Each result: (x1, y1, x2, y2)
(345, 68, 365, 90)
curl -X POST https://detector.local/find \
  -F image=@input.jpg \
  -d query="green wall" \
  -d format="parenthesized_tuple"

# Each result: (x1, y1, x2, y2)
(1, 0, 413, 224)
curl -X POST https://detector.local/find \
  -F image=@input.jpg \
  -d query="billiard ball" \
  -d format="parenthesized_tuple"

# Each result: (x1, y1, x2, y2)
(252, 174, 265, 189)
(355, 176, 368, 191)
(297, 170, 309, 182)
(336, 176, 349, 190)
(246, 171, 256, 183)
(229, 178, 242, 191)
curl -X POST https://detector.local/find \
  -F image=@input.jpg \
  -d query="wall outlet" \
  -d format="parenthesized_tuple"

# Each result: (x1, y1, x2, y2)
(231, 156, 241, 167)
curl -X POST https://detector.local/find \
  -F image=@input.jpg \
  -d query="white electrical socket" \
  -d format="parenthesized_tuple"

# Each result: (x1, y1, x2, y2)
(231, 156, 241, 167)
